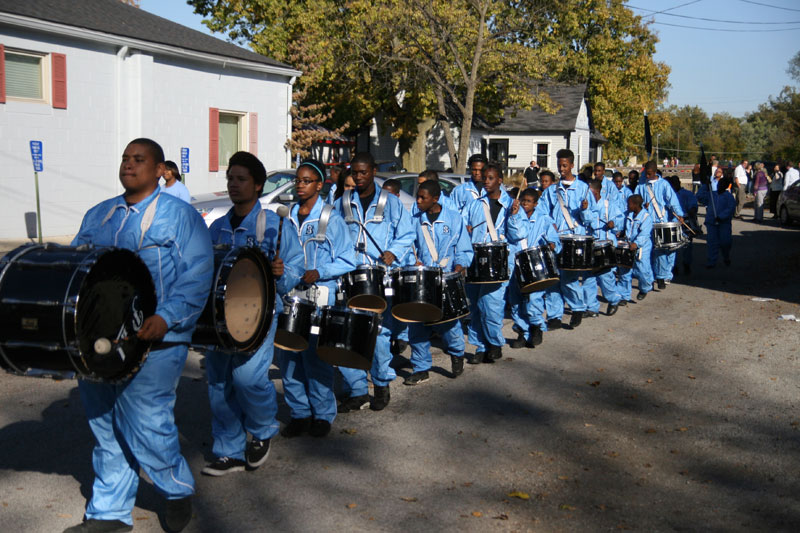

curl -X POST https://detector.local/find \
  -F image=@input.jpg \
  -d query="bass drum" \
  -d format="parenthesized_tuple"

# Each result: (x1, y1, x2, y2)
(192, 246, 275, 354)
(0, 244, 156, 382)
(316, 306, 380, 370)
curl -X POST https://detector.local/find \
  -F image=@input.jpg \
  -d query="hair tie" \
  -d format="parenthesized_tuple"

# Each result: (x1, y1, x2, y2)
(299, 161, 325, 181)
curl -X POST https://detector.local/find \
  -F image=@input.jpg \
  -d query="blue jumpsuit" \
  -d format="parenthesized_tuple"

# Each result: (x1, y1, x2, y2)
(506, 209, 561, 336)
(278, 197, 356, 423)
(635, 178, 684, 282)
(333, 188, 415, 396)
(72, 190, 213, 525)
(617, 209, 654, 300)
(206, 203, 303, 461)
(411, 191, 457, 216)
(696, 185, 735, 266)
(408, 206, 473, 372)
(534, 178, 595, 316)
(465, 189, 513, 351)
(675, 188, 699, 269)
(616, 184, 633, 207)
(451, 180, 482, 224)
(582, 197, 624, 311)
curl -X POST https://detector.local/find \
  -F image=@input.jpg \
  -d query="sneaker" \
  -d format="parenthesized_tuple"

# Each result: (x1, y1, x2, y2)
(371, 385, 390, 411)
(618, 300, 627, 307)
(164, 496, 192, 533)
(636, 291, 647, 301)
(606, 303, 619, 316)
(63, 520, 133, 533)
(467, 351, 486, 364)
(656, 279, 666, 290)
(390, 339, 408, 356)
(569, 311, 583, 328)
(280, 417, 312, 438)
(509, 330, 526, 349)
(338, 394, 370, 413)
(202, 456, 246, 476)
(527, 325, 543, 347)
(245, 438, 271, 469)
(404, 371, 430, 386)
(308, 419, 332, 438)
(450, 355, 464, 377)
(546, 318, 562, 330)
(585, 311, 599, 318)
(486, 344, 502, 361)
(664, 279, 671, 285)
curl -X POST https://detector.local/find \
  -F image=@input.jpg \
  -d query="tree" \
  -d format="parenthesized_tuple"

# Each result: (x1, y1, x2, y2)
(788, 50, 800, 84)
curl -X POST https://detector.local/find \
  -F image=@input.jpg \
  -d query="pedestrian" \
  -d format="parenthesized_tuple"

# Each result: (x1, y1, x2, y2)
(784, 161, 799, 191)
(769, 164, 784, 217)
(733, 159, 748, 218)
(627, 170, 639, 192)
(325, 163, 347, 204)
(752, 162, 771, 222)
(524, 160, 540, 185)
(697, 173, 736, 268)
(691, 163, 702, 194)
(160, 160, 191, 202)
(617, 194, 653, 302)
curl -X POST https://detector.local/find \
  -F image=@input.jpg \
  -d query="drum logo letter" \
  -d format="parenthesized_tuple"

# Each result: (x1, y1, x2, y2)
(131, 296, 144, 332)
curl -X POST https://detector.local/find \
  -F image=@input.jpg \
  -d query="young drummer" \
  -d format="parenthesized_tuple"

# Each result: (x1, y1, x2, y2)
(451, 153, 488, 219)
(405, 180, 473, 384)
(696, 173, 736, 268)
(278, 159, 356, 438)
(203, 152, 304, 476)
(668, 175, 699, 275)
(613, 171, 632, 206)
(538, 170, 556, 192)
(617, 194, 654, 302)
(411, 169, 457, 215)
(583, 179, 624, 316)
(507, 188, 561, 348)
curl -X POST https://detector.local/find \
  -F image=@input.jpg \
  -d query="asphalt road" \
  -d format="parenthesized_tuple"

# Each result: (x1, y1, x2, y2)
(1, 204, 799, 532)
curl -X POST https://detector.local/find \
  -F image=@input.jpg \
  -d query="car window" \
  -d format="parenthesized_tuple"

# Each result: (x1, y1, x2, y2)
(262, 172, 295, 195)
(268, 181, 334, 204)
(395, 177, 416, 196)
(440, 180, 456, 195)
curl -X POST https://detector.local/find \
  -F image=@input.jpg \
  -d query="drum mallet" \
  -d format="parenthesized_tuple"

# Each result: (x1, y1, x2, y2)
(274, 204, 291, 259)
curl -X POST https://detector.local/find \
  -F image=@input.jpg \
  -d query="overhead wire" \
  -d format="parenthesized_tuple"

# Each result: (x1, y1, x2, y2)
(627, 3, 800, 24)
(738, 0, 800, 12)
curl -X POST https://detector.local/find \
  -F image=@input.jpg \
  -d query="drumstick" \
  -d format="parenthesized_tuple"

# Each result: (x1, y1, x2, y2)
(516, 186, 523, 200)
(679, 218, 697, 236)
(357, 222, 386, 256)
(274, 205, 290, 259)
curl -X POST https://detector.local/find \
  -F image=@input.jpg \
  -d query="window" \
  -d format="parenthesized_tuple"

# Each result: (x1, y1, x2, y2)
(5, 50, 44, 100)
(0, 46, 66, 108)
(219, 112, 244, 166)
(208, 108, 258, 171)
(536, 143, 549, 168)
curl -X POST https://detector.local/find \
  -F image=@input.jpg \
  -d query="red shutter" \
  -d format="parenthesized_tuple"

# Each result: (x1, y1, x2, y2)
(0, 45, 6, 104)
(249, 112, 258, 156)
(51, 53, 67, 109)
(209, 107, 219, 172)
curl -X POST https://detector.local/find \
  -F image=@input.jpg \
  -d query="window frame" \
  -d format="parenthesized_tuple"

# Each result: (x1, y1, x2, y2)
(535, 142, 550, 169)
(217, 110, 247, 170)
(3, 48, 50, 104)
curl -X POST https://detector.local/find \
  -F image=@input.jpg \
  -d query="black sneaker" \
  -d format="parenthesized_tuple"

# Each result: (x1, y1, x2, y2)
(656, 279, 666, 290)
(606, 303, 619, 316)
(636, 291, 647, 301)
(338, 394, 370, 413)
(202, 456, 246, 476)
(390, 339, 408, 356)
(528, 325, 543, 347)
(280, 417, 312, 438)
(63, 520, 133, 533)
(585, 311, 599, 318)
(486, 344, 502, 362)
(308, 419, 332, 438)
(509, 330, 526, 349)
(618, 300, 628, 307)
(371, 385, 390, 411)
(547, 318, 562, 330)
(245, 438, 270, 469)
(404, 371, 430, 386)
(164, 496, 192, 533)
(467, 351, 486, 364)
(451, 355, 464, 377)
(569, 311, 583, 328)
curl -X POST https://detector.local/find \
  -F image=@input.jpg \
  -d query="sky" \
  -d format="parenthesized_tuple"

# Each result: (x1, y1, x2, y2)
(140, 0, 799, 118)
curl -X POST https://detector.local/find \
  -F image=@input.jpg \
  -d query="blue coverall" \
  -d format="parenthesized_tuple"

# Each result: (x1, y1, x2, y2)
(635, 178, 684, 282)
(675, 188, 699, 269)
(617, 209, 654, 300)
(696, 184, 735, 267)
(582, 197, 624, 312)
(451, 180, 482, 224)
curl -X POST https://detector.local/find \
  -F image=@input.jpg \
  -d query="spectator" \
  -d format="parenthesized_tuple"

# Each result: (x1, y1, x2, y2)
(160, 160, 191, 202)
(769, 164, 784, 218)
(733, 159, 748, 218)
(745, 162, 754, 195)
(524, 160, 540, 185)
(784, 161, 799, 191)
(752, 162, 770, 223)
(691, 163, 702, 194)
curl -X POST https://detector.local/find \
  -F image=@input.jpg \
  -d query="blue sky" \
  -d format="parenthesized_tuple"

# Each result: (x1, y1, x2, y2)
(141, 0, 799, 118)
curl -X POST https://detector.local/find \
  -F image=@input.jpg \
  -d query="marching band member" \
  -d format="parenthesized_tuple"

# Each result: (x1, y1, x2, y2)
(697, 173, 736, 268)
(613, 171, 632, 206)
(668, 175, 699, 276)
(583, 179, 624, 316)
(451, 154, 488, 219)
(617, 194, 654, 302)
(66, 139, 213, 533)
(594, 162, 624, 212)
(278, 159, 356, 438)
(411, 169, 457, 215)
(202, 152, 304, 476)
(538, 169, 556, 192)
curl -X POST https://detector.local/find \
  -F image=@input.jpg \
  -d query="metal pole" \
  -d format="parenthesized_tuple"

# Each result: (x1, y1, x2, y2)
(34, 170, 43, 243)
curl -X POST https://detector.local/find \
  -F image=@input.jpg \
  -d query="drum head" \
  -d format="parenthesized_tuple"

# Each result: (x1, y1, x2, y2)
(223, 255, 268, 346)
(274, 331, 309, 352)
(347, 294, 387, 314)
(520, 277, 560, 293)
(392, 302, 442, 323)
(316, 346, 373, 370)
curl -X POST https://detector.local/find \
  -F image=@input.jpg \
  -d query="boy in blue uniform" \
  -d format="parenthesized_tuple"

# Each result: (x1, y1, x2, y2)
(506, 188, 561, 348)
(202, 152, 304, 476)
(613, 171, 633, 207)
(669, 175, 699, 275)
(696, 174, 736, 268)
(451, 154, 487, 219)
(66, 139, 213, 533)
(618, 194, 654, 302)
(334, 153, 415, 412)
(279, 159, 357, 438)
(405, 180, 473, 384)
(583, 179, 624, 316)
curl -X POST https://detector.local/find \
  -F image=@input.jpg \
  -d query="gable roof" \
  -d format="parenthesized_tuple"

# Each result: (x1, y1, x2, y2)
(0, 0, 297, 73)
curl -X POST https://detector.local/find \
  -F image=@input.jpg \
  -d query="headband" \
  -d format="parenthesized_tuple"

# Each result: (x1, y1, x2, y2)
(298, 161, 325, 181)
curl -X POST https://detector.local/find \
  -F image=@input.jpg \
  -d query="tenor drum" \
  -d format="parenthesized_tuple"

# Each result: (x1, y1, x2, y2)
(316, 306, 380, 370)
(558, 234, 594, 271)
(192, 246, 275, 354)
(615, 241, 636, 269)
(592, 240, 617, 275)
(0, 244, 156, 382)
(514, 245, 560, 293)
(466, 242, 509, 283)
(275, 297, 317, 352)
(342, 264, 387, 313)
(652, 222, 685, 250)
(390, 266, 443, 323)
(427, 272, 470, 325)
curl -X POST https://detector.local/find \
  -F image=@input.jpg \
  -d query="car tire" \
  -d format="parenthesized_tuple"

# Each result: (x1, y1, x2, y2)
(779, 206, 792, 226)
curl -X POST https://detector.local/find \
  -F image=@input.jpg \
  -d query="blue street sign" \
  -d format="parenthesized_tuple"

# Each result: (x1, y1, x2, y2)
(180, 147, 190, 174)
(30, 141, 43, 172)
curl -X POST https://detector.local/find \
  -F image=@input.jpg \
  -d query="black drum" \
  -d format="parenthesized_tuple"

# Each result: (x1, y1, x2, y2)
(615, 241, 636, 269)
(342, 264, 387, 314)
(592, 240, 617, 275)
(390, 266, 443, 323)
(275, 297, 317, 352)
(514, 245, 560, 293)
(192, 246, 275, 354)
(0, 243, 156, 382)
(316, 306, 380, 370)
(558, 234, 594, 271)
(426, 272, 470, 325)
(467, 242, 509, 283)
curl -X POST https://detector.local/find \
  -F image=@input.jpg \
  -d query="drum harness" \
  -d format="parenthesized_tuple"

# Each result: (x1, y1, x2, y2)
(342, 188, 390, 263)
(288, 204, 335, 307)
(419, 220, 451, 269)
(556, 185, 578, 234)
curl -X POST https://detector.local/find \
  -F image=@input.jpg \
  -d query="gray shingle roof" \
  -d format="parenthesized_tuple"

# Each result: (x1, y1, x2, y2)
(476, 84, 591, 133)
(0, 0, 294, 70)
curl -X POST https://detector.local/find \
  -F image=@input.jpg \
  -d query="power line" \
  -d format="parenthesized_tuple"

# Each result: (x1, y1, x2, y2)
(739, 0, 800, 12)
(650, 20, 800, 31)
(646, 0, 703, 15)
(628, 3, 800, 24)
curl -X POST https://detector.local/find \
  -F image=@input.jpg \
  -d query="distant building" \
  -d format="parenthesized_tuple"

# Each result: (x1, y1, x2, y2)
(0, 0, 300, 239)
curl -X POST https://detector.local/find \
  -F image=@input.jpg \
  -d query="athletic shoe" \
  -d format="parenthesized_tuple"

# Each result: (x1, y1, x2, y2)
(390, 339, 408, 356)
(547, 318, 562, 330)
(636, 291, 647, 301)
(486, 344, 502, 361)
(618, 300, 627, 307)
(451, 355, 464, 377)
(63, 520, 133, 532)
(569, 311, 583, 328)
(664, 279, 671, 285)
(656, 279, 666, 290)
(164, 496, 192, 533)
(606, 303, 619, 316)
(404, 371, 430, 386)
(308, 419, 332, 438)
(468, 351, 486, 364)
(509, 330, 526, 349)
(246, 438, 271, 469)
(585, 311, 599, 318)
(338, 394, 370, 413)
(202, 456, 246, 476)
(528, 325, 543, 347)
(371, 385, 390, 411)
(281, 417, 312, 438)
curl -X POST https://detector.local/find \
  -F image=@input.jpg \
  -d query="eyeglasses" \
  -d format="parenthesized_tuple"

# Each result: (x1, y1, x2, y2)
(294, 178, 320, 186)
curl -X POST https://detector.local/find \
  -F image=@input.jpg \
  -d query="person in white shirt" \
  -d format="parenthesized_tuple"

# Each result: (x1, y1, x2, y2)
(733, 160, 748, 218)
(783, 161, 799, 191)
(160, 160, 192, 203)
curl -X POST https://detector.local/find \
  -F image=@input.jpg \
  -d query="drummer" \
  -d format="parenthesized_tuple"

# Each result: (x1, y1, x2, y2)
(66, 138, 213, 533)
(406, 180, 473, 384)
(203, 152, 304, 476)
(506, 188, 561, 348)
(635, 161, 684, 290)
(465, 162, 513, 364)
(617, 194, 654, 302)
(451, 153, 488, 219)
(536, 170, 564, 327)
(278, 159, 356, 438)
(668, 175, 699, 276)
(538, 169, 556, 192)
(411, 169, 457, 215)
(613, 171, 632, 206)
(594, 162, 624, 212)
(333, 152, 415, 412)
(583, 179, 624, 316)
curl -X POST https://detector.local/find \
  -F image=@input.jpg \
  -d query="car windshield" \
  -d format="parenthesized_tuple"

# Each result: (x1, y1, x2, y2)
(393, 176, 456, 197)
(271, 181, 334, 204)
(261, 172, 295, 196)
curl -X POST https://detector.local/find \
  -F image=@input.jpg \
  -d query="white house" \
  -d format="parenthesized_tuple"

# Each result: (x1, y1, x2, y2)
(0, 0, 300, 239)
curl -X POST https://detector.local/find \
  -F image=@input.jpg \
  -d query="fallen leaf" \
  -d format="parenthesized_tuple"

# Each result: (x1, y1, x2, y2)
(462, 482, 473, 487)
(340, 428, 357, 435)
(57, 514, 72, 519)
(646, 379, 653, 384)
(400, 497, 418, 502)
(688, 375, 696, 380)
(557, 475, 569, 480)
(607, 451, 619, 457)
(645, 428, 657, 434)
(584, 423, 593, 427)
(770, 377, 777, 381)
(679, 470, 689, 476)
(2, 502, 7, 507)
(493, 513, 509, 520)
(643, 463, 652, 468)
(508, 491, 530, 500)
(471, 511, 483, 517)
(588, 381, 601, 387)
(670, 449, 679, 454)
(677, 427, 688, 432)
(134, 517, 149, 521)
(346, 503, 357, 509)
(559, 504, 576, 511)
(596, 504, 607, 511)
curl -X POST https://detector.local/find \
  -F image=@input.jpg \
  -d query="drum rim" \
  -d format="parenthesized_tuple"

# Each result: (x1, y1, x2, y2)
(320, 304, 379, 318)
(393, 265, 443, 274)
(473, 241, 508, 248)
(353, 263, 386, 273)
(442, 271, 467, 280)
(653, 222, 680, 228)
(560, 234, 594, 240)
(593, 239, 614, 246)
(282, 295, 316, 307)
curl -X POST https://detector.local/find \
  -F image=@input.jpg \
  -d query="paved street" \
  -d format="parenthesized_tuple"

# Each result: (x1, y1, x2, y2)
(1, 206, 799, 532)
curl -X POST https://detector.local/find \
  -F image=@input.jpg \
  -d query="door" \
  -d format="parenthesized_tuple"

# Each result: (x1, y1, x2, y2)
(488, 139, 509, 171)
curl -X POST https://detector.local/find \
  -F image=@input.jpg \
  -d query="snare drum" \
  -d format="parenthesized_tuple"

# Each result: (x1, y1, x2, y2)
(0, 244, 156, 382)
(192, 246, 275, 354)
(652, 222, 685, 250)
(342, 264, 387, 313)
(615, 241, 636, 269)
(592, 240, 617, 274)
(390, 266, 443, 323)
(275, 297, 317, 352)
(514, 245, 560, 293)
(558, 234, 594, 270)
(316, 306, 381, 370)
(427, 272, 470, 325)
(467, 242, 509, 283)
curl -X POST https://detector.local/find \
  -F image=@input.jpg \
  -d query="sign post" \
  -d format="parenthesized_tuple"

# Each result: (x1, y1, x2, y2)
(180, 147, 190, 183)
(29, 141, 44, 244)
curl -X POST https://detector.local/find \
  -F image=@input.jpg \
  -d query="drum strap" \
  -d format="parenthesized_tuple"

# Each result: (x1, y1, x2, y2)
(647, 183, 665, 221)
(342, 189, 356, 223)
(481, 200, 500, 242)
(604, 199, 610, 241)
(138, 194, 160, 250)
(309, 204, 334, 243)
(256, 209, 267, 244)
(420, 224, 450, 268)
(372, 189, 389, 223)
(556, 188, 576, 231)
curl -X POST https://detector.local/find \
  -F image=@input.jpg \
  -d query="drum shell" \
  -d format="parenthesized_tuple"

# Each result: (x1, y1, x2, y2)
(652, 222, 684, 250)
(390, 266, 443, 323)
(591, 240, 617, 274)
(275, 297, 317, 352)
(342, 265, 387, 313)
(558, 234, 594, 270)
(426, 272, 470, 325)
(467, 242, 509, 283)
(615, 242, 636, 269)
(316, 306, 380, 370)
(514, 245, 560, 293)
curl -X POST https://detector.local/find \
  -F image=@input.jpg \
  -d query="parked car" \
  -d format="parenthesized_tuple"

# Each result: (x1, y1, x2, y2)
(777, 180, 800, 225)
